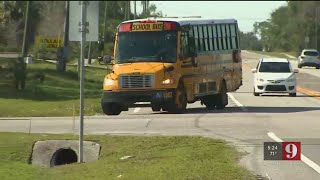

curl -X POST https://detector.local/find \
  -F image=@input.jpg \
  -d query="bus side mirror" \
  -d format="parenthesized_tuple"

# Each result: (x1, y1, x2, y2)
(104, 55, 112, 64)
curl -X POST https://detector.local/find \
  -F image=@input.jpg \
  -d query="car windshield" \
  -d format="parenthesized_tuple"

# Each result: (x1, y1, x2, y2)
(304, 51, 319, 56)
(258, 62, 291, 73)
(115, 31, 177, 64)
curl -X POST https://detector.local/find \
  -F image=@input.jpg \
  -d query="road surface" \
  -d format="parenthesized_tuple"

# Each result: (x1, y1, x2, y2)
(1, 51, 320, 180)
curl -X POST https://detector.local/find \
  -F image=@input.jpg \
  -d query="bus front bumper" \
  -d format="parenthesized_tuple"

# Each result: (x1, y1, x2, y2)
(101, 89, 176, 106)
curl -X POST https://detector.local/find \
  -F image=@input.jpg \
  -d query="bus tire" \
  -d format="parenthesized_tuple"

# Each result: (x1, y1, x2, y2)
(167, 83, 187, 113)
(102, 103, 121, 116)
(216, 81, 228, 110)
(203, 95, 217, 110)
(151, 103, 161, 112)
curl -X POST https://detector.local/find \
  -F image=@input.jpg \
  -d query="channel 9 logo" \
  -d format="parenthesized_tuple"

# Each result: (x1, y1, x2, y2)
(264, 142, 301, 160)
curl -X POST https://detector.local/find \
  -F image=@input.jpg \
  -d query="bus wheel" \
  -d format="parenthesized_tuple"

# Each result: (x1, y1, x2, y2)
(168, 84, 187, 113)
(102, 103, 121, 116)
(204, 95, 217, 110)
(216, 81, 228, 110)
(151, 103, 161, 112)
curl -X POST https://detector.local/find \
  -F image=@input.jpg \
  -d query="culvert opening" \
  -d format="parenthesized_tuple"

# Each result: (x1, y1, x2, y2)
(50, 148, 77, 167)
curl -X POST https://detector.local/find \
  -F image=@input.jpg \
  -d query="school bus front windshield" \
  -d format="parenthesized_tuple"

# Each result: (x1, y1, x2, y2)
(115, 31, 178, 64)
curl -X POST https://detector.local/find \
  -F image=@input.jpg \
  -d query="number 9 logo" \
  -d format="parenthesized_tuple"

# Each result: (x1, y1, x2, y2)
(282, 142, 301, 160)
(285, 144, 297, 159)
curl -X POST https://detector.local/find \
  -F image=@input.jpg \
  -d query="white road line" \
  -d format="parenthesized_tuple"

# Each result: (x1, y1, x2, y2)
(133, 102, 145, 113)
(227, 93, 248, 112)
(265, 173, 271, 180)
(281, 53, 296, 59)
(267, 132, 320, 175)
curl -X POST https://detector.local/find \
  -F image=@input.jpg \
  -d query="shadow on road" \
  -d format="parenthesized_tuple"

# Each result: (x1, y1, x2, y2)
(151, 106, 320, 115)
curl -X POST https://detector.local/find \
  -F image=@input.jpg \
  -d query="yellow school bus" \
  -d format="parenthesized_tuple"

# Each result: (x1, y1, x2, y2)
(101, 17, 242, 115)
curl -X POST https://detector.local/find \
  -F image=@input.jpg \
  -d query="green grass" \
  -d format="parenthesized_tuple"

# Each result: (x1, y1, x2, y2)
(0, 58, 109, 117)
(250, 50, 297, 60)
(0, 132, 257, 180)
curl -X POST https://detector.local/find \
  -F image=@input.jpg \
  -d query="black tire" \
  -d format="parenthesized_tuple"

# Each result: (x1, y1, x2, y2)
(298, 64, 302, 69)
(216, 81, 228, 110)
(151, 103, 161, 112)
(167, 83, 187, 113)
(253, 88, 260, 96)
(316, 66, 319, 69)
(162, 105, 169, 111)
(289, 93, 296, 97)
(203, 95, 217, 110)
(102, 103, 121, 116)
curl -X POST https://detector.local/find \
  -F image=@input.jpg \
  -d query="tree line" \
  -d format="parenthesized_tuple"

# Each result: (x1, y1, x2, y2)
(253, 1, 320, 54)
(0, 1, 161, 58)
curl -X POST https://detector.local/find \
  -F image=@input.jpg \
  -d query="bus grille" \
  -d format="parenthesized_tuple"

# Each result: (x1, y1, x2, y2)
(119, 74, 154, 88)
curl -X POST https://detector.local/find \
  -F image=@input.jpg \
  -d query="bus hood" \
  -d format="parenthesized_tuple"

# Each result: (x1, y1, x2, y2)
(112, 62, 174, 75)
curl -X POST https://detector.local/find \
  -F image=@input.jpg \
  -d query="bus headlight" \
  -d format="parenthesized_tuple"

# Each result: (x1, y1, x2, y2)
(104, 79, 114, 86)
(162, 78, 175, 85)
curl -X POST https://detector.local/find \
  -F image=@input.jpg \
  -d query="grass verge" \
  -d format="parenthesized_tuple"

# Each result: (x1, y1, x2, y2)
(0, 132, 257, 180)
(0, 58, 109, 117)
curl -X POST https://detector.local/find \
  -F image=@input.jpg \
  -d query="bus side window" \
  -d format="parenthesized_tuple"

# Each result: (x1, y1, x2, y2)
(181, 32, 189, 59)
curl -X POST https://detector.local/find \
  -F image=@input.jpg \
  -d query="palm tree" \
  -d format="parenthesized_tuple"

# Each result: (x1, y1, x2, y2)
(141, 1, 149, 17)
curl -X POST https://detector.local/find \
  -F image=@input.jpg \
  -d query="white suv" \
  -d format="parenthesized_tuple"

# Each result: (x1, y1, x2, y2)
(252, 58, 299, 97)
(298, 49, 320, 69)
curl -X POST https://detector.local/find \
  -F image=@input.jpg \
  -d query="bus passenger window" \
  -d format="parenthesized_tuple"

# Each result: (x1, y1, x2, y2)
(208, 25, 213, 51)
(226, 24, 231, 50)
(193, 26, 200, 52)
(198, 25, 204, 52)
(181, 32, 189, 59)
(203, 25, 209, 52)
(212, 25, 218, 51)
(230, 24, 237, 49)
(221, 24, 227, 50)
(217, 25, 222, 50)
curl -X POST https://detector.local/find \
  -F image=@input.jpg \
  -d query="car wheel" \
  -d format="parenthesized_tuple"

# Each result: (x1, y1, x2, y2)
(289, 93, 296, 97)
(253, 87, 260, 96)
(316, 66, 319, 69)
(298, 64, 302, 69)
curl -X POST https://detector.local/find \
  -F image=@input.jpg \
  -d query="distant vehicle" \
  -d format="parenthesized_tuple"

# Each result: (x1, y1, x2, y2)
(297, 49, 320, 69)
(100, 17, 242, 115)
(251, 58, 299, 97)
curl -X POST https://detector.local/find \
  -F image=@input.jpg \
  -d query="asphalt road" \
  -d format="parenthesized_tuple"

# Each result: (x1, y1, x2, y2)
(1, 51, 320, 180)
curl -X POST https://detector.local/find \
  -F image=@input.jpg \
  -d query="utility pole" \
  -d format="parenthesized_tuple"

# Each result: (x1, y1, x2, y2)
(316, 7, 319, 50)
(88, 41, 92, 64)
(59, 0, 69, 72)
(134, 1, 136, 19)
(79, 0, 87, 164)
(21, 1, 30, 58)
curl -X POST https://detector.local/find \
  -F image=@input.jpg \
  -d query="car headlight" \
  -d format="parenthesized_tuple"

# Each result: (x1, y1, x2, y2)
(257, 78, 264, 82)
(287, 77, 295, 82)
(104, 79, 114, 86)
(162, 78, 175, 85)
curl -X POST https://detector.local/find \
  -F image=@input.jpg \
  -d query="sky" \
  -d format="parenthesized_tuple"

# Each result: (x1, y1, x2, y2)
(133, 1, 287, 33)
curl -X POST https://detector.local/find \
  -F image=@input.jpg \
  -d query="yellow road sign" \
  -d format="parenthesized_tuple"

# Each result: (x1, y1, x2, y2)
(35, 37, 64, 50)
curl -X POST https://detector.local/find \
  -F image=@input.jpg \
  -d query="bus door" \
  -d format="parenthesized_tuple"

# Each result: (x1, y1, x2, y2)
(180, 31, 198, 101)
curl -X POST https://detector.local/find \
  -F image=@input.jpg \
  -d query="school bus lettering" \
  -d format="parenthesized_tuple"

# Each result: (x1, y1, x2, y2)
(132, 22, 163, 32)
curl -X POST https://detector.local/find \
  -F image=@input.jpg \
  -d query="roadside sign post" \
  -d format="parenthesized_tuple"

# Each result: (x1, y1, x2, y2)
(69, 1, 99, 163)
(305, 36, 309, 49)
